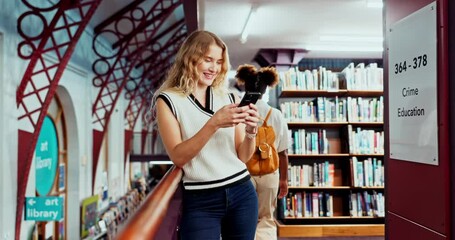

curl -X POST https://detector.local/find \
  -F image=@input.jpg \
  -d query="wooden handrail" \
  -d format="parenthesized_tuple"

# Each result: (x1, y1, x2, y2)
(115, 166, 183, 239)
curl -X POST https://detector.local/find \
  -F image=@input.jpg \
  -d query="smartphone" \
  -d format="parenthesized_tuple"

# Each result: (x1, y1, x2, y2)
(238, 92, 261, 107)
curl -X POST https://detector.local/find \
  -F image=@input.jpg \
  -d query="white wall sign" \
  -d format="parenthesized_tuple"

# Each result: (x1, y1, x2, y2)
(389, 1, 438, 165)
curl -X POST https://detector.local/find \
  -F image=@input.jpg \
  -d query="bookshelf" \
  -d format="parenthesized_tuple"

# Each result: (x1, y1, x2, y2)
(276, 62, 385, 237)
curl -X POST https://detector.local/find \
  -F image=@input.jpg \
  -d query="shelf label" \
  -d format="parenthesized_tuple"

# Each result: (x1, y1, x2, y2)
(25, 197, 63, 221)
(388, 1, 438, 165)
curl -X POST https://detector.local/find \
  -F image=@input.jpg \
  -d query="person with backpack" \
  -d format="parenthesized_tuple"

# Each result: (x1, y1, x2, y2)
(235, 64, 289, 240)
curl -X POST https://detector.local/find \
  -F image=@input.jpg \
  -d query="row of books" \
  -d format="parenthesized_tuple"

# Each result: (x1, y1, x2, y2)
(278, 62, 383, 91)
(347, 96, 384, 123)
(350, 157, 384, 187)
(279, 192, 334, 218)
(280, 96, 383, 124)
(288, 129, 329, 155)
(280, 97, 347, 123)
(342, 63, 383, 91)
(288, 162, 335, 187)
(348, 125, 384, 154)
(277, 190, 385, 219)
(349, 191, 385, 217)
(279, 66, 340, 91)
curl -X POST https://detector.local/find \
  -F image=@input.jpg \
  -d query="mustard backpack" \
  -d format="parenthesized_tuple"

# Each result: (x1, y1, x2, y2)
(246, 108, 279, 176)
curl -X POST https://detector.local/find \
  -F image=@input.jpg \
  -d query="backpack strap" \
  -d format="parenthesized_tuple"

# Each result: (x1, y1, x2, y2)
(262, 108, 273, 127)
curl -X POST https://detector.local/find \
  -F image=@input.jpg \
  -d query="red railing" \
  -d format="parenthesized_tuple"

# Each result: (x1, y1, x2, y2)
(115, 166, 182, 239)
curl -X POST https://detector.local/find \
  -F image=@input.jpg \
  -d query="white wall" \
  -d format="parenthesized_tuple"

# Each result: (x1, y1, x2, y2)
(0, 30, 18, 240)
(0, 1, 29, 236)
(58, 64, 93, 239)
(107, 97, 127, 201)
(0, 1, 130, 239)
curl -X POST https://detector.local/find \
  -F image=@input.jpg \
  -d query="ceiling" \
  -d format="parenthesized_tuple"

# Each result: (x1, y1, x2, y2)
(200, 0, 384, 70)
(87, 0, 383, 82)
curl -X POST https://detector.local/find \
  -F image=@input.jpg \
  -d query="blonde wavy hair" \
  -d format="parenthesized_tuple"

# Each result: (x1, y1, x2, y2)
(148, 30, 230, 126)
(154, 30, 230, 96)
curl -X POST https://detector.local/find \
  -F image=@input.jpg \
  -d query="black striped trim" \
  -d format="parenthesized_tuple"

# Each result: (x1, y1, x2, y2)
(187, 95, 213, 117)
(208, 87, 214, 110)
(158, 93, 177, 118)
(228, 93, 236, 104)
(183, 174, 251, 192)
(184, 169, 248, 186)
(188, 87, 214, 115)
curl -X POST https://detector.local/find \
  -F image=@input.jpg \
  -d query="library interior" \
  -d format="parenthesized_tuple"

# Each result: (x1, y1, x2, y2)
(0, 0, 454, 239)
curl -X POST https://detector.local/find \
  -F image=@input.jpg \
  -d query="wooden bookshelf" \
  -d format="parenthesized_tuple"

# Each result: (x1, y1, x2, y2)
(349, 122, 384, 127)
(280, 90, 348, 98)
(287, 122, 384, 129)
(276, 220, 384, 237)
(279, 90, 383, 98)
(288, 153, 350, 158)
(287, 122, 348, 128)
(277, 62, 385, 237)
(345, 90, 383, 97)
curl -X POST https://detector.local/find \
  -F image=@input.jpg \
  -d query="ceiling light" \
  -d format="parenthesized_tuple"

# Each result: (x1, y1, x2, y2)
(319, 35, 383, 43)
(306, 45, 383, 52)
(240, 4, 258, 44)
(366, 0, 383, 8)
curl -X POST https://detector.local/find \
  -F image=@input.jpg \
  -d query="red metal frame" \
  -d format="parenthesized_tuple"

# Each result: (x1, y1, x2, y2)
(122, 23, 186, 171)
(125, 0, 195, 151)
(134, 19, 185, 67)
(127, 19, 184, 60)
(124, 25, 186, 131)
(94, 0, 146, 34)
(91, 0, 183, 190)
(15, 0, 101, 239)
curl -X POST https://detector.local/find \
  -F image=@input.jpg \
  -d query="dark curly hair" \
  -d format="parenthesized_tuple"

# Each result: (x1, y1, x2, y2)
(235, 64, 279, 95)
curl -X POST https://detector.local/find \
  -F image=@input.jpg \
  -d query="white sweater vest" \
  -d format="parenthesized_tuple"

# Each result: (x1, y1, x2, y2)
(159, 88, 249, 190)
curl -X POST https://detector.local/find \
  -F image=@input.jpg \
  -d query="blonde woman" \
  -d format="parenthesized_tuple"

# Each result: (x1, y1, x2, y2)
(154, 30, 259, 239)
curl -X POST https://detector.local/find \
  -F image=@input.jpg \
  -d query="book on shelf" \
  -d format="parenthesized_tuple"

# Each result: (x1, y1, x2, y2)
(279, 191, 335, 218)
(347, 96, 384, 123)
(279, 66, 342, 91)
(349, 190, 385, 217)
(279, 62, 383, 92)
(350, 157, 384, 187)
(281, 97, 348, 123)
(341, 62, 383, 91)
(347, 125, 384, 154)
(288, 161, 335, 187)
(288, 129, 329, 155)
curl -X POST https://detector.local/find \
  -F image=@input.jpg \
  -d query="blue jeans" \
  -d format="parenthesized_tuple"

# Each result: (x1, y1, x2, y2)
(180, 179, 258, 240)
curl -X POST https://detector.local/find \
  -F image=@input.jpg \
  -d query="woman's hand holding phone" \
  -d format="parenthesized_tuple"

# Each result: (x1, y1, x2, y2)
(237, 92, 260, 130)
(244, 103, 259, 132)
(210, 92, 260, 130)
(238, 92, 261, 107)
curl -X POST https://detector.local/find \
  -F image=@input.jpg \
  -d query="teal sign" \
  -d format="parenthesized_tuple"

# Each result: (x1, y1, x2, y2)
(35, 116, 59, 196)
(25, 197, 63, 221)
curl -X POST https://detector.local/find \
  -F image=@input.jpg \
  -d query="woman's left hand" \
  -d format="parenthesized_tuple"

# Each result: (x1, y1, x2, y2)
(244, 103, 259, 132)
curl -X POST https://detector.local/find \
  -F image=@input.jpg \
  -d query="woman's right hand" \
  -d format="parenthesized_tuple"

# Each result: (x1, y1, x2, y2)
(210, 103, 250, 128)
